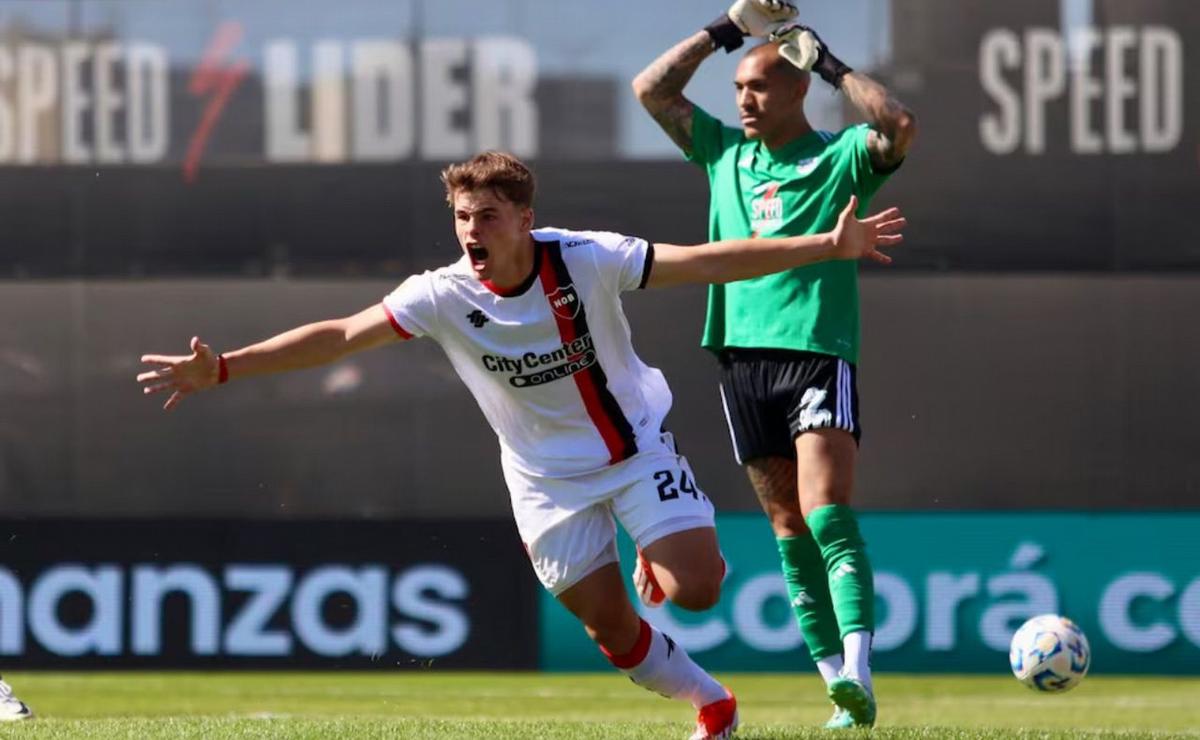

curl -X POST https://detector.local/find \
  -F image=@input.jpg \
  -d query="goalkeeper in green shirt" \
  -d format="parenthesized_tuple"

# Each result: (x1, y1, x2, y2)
(632, 0, 917, 729)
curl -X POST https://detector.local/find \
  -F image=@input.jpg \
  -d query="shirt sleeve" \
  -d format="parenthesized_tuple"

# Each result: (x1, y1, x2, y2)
(845, 123, 897, 202)
(686, 106, 733, 167)
(381, 271, 439, 339)
(584, 231, 653, 293)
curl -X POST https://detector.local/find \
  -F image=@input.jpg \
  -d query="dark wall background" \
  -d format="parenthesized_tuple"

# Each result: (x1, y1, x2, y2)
(2, 273, 1196, 516)
(878, 0, 1200, 270)
(1, 155, 1199, 278)
(1, 0, 1197, 517)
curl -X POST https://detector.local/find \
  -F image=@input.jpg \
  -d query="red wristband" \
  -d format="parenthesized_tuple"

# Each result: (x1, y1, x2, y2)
(217, 354, 229, 384)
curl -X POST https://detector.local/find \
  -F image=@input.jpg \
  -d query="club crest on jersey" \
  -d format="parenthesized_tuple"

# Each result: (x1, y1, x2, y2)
(796, 156, 821, 177)
(547, 284, 581, 320)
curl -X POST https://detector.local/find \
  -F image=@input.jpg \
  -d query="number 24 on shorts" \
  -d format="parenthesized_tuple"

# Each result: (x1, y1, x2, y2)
(653, 468, 704, 502)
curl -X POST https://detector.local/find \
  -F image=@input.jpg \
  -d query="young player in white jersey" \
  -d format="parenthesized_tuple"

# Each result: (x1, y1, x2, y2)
(136, 151, 904, 739)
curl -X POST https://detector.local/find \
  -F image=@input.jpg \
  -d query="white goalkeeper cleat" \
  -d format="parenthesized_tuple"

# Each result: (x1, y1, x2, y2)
(633, 548, 667, 608)
(0, 677, 32, 721)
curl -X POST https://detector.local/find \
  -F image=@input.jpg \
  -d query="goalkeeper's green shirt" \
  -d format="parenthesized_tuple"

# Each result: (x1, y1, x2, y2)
(687, 106, 895, 364)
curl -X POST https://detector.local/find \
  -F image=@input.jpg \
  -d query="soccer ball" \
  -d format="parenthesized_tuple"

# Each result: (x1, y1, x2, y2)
(1008, 614, 1091, 693)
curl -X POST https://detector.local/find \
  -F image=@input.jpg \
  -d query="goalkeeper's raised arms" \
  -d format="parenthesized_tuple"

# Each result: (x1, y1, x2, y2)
(705, 0, 798, 53)
(770, 24, 854, 88)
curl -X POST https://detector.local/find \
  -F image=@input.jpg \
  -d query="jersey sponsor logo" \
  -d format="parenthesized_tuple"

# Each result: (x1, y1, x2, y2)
(750, 181, 785, 234)
(547, 283, 581, 320)
(465, 309, 490, 328)
(480, 334, 596, 388)
(508, 350, 597, 388)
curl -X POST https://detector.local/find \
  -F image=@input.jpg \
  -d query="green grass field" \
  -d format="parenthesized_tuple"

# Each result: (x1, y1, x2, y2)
(0, 672, 1196, 739)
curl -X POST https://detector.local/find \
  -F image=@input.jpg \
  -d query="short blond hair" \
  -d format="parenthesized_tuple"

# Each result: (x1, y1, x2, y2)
(440, 151, 536, 208)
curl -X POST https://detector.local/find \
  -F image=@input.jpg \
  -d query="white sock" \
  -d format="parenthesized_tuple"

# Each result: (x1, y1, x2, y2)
(842, 630, 873, 693)
(604, 619, 728, 708)
(816, 654, 844, 685)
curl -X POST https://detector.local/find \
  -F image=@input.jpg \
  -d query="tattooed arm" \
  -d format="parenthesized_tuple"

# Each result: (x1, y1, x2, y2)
(840, 71, 918, 172)
(631, 31, 715, 157)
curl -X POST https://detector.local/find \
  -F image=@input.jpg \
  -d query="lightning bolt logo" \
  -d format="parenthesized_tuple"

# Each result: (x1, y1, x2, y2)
(183, 21, 249, 184)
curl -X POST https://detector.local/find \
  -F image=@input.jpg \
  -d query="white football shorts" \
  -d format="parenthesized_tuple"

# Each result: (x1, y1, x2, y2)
(503, 432, 716, 596)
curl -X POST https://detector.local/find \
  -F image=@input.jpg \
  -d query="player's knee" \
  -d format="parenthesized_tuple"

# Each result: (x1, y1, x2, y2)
(669, 568, 724, 611)
(676, 582, 721, 611)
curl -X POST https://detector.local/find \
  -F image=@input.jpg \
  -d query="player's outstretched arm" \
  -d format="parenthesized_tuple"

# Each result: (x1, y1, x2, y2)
(646, 198, 904, 288)
(136, 303, 401, 411)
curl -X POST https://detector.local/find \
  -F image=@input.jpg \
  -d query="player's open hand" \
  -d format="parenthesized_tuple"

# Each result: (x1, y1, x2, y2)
(830, 196, 906, 264)
(137, 336, 220, 411)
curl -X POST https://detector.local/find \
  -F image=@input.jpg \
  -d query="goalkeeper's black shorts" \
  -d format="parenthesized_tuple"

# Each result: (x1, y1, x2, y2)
(717, 348, 861, 465)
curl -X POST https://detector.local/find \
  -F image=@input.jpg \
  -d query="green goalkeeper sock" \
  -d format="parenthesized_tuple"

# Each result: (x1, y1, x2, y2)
(807, 504, 875, 637)
(777, 535, 843, 662)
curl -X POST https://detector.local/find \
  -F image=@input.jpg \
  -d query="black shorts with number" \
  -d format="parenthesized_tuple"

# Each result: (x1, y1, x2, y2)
(717, 348, 861, 464)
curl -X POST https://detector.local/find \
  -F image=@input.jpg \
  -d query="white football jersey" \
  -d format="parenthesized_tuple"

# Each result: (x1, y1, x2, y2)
(382, 227, 672, 478)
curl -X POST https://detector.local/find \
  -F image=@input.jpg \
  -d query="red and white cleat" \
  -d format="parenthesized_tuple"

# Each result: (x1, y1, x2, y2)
(633, 548, 666, 608)
(690, 691, 738, 739)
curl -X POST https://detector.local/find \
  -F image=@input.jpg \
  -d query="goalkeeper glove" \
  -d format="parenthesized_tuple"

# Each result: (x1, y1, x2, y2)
(771, 24, 854, 88)
(705, 0, 798, 54)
